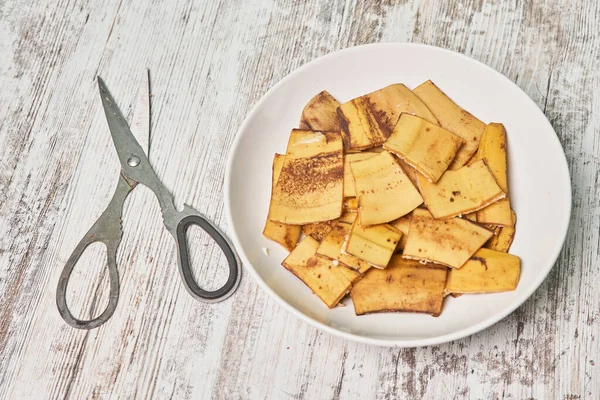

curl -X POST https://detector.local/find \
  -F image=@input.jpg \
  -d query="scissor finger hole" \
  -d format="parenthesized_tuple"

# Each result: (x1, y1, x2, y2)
(183, 224, 230, 292)
(65, 242, 112, 320)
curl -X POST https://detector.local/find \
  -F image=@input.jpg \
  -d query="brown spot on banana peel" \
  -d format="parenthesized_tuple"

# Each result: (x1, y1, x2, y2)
(471, 255, 488, 270)
(278, 153, 343, 199)
(337, 107, 352, 149)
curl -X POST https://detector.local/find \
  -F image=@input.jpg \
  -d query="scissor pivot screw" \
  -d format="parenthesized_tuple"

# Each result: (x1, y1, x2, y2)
(127, 155, 141, 167)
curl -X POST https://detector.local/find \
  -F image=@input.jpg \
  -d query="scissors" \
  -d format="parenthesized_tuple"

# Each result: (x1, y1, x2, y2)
(56, 71, 241, 329)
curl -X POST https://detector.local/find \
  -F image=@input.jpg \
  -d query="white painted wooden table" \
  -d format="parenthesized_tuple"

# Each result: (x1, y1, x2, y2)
(0, 1, 598, 398)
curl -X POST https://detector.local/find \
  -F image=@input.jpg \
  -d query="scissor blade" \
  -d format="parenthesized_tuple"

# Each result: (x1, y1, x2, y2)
(98, 77, 149, 174)
(130, 70, 150, 156)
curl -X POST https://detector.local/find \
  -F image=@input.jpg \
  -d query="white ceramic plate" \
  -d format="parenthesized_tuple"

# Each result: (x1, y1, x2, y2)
(225, 43, 571, 347)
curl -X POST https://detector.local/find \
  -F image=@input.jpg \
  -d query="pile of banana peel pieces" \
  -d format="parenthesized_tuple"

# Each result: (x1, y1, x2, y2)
(263, 81, 520, 317)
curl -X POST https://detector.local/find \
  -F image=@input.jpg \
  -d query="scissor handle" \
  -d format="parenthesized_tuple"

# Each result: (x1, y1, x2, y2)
(56, 173, 132, 329)
(171, 206, 241, 303)
(56, 234, 120, 329)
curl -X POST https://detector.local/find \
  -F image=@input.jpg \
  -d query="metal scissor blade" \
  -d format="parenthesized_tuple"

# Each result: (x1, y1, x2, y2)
(130, 70, 150, 157)
(98, 77, 149, 176)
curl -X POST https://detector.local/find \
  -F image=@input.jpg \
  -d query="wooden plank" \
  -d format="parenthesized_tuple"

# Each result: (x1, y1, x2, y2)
(0, 0, 597, 399)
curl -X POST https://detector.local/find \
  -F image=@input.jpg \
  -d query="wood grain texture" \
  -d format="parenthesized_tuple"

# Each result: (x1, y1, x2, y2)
(0, 0, 598, 398)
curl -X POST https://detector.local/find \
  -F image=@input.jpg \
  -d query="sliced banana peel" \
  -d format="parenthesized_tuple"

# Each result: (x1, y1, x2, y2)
(299, 90, 341, 131)
(485, 210, 517, 252)
(263, 154, 302, 251)
(351, 151, 423, 226)
(445, 248, 521, 293)
(475, 123, 512, 226)
(389, 213, 412, 252)
(344, 152, 377, 197)
(384, 114, 464, 183)
(317, 221, 371, 274)
(271, 130, 344, 224)
(413, 80, 486, 169)
(345, 218, 402, 268)
(337, 264, 363, 284)
(403, 208, 493, 268)
(417, 160, 505, 219)
(271, 82, 521, 316)
(302, 221, 333, 242)
(282, 236, 353, 308)
(476, 123, 509, 190)
(337, 83, 439, 151)
(351, 256, 447, 316)
(395, 156, 420, 187)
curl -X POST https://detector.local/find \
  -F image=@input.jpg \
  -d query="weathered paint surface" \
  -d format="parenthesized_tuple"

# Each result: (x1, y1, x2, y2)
(0, 0, 598, 398)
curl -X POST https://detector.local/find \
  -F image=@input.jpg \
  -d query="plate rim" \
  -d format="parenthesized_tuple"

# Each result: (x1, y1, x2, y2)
(224, 42, 572, 347)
